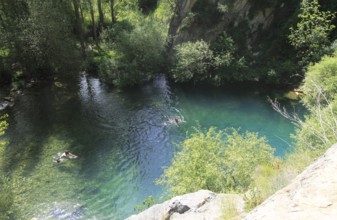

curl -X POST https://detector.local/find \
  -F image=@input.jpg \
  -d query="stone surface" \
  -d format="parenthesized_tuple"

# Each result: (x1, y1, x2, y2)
(126, 190, 244, 220)
(244, 144, 337, 220)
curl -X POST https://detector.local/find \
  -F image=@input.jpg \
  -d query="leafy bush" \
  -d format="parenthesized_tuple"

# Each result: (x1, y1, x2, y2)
(98, 17, 166, 87)
(171, 32, 248, 85)
(301, 53, 337, 109)
(289, 0, 335, 67)
(134, 196, 158, 212)
(172, 40, 214, 83)
(0, 114, 13, 219)
(291, 53, 337, 152)
(157, 127, 275, 196)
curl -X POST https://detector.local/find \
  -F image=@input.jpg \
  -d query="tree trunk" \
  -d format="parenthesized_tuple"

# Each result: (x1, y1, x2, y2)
(110, 0, 115, 23)
(87, 0, 96, 40)
(97, 0, 104, 30)
(72, 0, 85, 56)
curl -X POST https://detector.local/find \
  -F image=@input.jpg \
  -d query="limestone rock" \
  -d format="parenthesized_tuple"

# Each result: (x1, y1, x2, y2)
(244, 144, 337, 220)
(126, 190, 244, 220)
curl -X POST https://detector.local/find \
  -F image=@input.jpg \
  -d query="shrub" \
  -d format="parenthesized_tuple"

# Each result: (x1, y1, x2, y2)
(98, 18, 166, 87)
(157, 127, 275, 196)
(0, 114, 13, 219)
(301, 53, 337, 109)
(172, 40, 214, 83)
(289, 0, 335, 67)
(171, 33, 247, 85)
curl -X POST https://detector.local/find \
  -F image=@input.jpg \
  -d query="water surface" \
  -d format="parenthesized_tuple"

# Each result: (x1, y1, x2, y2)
(2, 75, 299, 219)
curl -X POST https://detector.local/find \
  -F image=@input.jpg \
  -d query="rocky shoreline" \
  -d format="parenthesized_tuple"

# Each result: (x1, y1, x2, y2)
(127, 144, 337, 220)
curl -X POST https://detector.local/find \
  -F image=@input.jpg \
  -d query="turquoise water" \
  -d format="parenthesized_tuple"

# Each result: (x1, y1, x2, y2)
(2, 74, 299, 219)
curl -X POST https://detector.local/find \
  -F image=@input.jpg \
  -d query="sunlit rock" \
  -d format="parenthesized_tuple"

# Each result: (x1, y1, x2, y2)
(244, 144, 337, 220)
(126, 190, 245, 220)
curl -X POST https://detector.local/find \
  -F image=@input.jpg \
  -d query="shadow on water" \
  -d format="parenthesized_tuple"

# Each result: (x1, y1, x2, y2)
(3, 83, 75, 175)
(1, 74, 301, 219)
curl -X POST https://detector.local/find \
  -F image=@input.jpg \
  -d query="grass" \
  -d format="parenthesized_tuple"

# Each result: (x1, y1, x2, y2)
(244, 148, 315, 210)
(221, 196, 242, 220)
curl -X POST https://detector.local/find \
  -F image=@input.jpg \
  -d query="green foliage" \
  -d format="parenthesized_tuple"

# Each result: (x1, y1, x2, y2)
(172, 40, 214, 83)
(294, 53, 337, 153)
(0, 0, 80, 81)
(171, 35, 247, 85)
(301, 53, 337, 108)
(0, 176, 14, 219)
(20, 0, 80, 76)
(0, 114, 13, 219)
(97, 16, 166, 87)
(157, 127, 275, 196)
(134, 196, 158, 212)
(0, 114, 8, 137)
(217, 3, 228, 14)
(289, 0, 336, 67)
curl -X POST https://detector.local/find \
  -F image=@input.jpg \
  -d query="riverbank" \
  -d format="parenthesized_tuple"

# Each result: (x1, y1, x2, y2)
(126, 143, 337, 219)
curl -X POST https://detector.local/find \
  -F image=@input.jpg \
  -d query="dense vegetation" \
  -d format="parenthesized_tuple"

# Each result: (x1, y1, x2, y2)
(0, 115, 11, 219)
(1, 0, 337, 218)
(0, 0, 335, 88)
(157, 0, 337, 211)
(0, 0, 171, 87)
(157, 128, 275, 195)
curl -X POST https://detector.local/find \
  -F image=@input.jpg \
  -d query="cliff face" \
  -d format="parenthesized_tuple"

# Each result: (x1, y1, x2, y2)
(127, 144, 337, 220)
(166, 0, 300, 84)
(168, 0, 297, 51)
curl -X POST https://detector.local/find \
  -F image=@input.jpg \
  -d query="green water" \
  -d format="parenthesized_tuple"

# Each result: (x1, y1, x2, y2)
(1, 74, 300, 219)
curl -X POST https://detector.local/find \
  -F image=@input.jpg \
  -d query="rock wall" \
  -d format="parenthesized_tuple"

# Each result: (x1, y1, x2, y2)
(168, 0, 295, 50)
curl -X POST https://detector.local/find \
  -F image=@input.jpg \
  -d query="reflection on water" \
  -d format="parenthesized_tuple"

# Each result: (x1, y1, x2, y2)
(2, 74, 299, 219)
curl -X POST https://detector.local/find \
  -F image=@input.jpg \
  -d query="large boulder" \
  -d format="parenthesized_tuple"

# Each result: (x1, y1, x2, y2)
(127, 190, 244, 220)
(244, 144, 337, 220)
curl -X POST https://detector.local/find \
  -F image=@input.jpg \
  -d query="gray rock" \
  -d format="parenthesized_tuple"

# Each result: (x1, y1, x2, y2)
(244, 144, 337, 220)
(3, 96, 14, 102)
(126, 190, 245, 220)
(0, 101, 9, 111)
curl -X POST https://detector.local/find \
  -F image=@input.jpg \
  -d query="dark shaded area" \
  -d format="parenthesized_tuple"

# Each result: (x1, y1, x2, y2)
(139, 0, 158, 14)
(191, 0, 223, 26)
(226, 0, 301, 87)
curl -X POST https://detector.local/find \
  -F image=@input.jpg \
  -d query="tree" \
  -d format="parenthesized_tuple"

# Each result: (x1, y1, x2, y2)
(0, 0, 80, 80)
(289, 0, 336, 67)
(87, 0, 97, 40)
(98, 17, 166, 87)
(157, 127, 275, 196)
(270, 53, 337, 153)
(97, 0, 104, 30)
(171, 35, 246, 85)
(20, 0, 79, 76)
(297, 52, 337, 151)
(110, 0, 116, 23)
(172, 40, 214, 83)
(72, 0, 85, 56)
